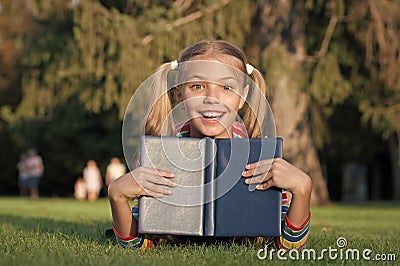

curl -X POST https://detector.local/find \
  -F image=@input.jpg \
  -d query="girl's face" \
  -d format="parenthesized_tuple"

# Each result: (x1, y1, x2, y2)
(174, 55, 249, 138)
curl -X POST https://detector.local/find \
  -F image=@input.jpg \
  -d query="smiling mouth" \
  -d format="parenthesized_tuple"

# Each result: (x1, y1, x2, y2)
(199, 111, 225, 120)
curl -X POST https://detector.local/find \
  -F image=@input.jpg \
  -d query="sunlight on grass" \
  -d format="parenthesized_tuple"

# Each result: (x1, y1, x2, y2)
(0, 197, 399, 265)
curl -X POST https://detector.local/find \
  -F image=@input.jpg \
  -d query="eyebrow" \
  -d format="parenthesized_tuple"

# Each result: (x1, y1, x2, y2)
(184, 75, 237, 81)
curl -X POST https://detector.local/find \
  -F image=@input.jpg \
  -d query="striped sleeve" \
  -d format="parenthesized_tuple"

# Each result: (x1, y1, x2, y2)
(112, 225, 155, 250)
(113, 201, 155, 250)
(231, 121, 249, 138)
(274, 190, 311, 250)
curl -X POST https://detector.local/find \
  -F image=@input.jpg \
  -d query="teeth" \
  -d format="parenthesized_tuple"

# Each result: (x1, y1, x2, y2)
(202, 112, 223, 118)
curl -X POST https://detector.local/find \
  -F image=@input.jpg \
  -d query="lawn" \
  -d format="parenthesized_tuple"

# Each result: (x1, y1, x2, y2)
(0, 197, 398, 265)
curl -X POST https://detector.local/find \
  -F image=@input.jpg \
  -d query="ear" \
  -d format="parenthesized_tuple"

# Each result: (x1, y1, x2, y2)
(239, 84, 249, 109)
(174, 86, 183, 102)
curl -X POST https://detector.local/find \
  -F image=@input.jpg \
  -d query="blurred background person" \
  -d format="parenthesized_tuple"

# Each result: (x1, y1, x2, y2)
(24, 149, 44, 198)
(105, 157, 126, 187)
(83, 160, 103, 201)
(74, 177, 86, 201)
(17, 152, 28, 196)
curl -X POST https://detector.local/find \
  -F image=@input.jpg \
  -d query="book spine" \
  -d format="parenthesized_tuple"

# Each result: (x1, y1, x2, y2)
(276, 138, 283, 158)
(203, 137, 216, 236)
(137, 136, 146, 232)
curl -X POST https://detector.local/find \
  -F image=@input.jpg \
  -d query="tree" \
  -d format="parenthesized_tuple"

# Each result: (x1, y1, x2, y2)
(73, 0, 332, 204)
(349, 0, 400, 200)
(0, 0, 35, 193)
(0, 0, 125, 195)
(304, 0, 400, 200)
(0, 0, 255, 195)
(245, 0, 336, 205)
(1, 0, 334, 202)
(247, 0, 400, 202)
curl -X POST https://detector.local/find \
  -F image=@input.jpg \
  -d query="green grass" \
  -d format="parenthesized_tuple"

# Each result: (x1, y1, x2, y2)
(0, 197, 399, 265)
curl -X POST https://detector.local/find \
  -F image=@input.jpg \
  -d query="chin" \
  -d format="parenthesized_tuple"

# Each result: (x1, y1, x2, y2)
(190, 118, 231, 138)
(199, 127, 230, 138)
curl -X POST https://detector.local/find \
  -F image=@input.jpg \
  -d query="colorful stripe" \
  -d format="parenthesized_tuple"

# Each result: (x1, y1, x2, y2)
(276, 211, 311, 250)
(112, 219, 155, 249)
(175, 120, 248, 138)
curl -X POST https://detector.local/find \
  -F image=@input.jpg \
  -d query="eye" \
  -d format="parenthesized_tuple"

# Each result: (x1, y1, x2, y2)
(190, 83, 205, 90)
(222, 85, 234, 91)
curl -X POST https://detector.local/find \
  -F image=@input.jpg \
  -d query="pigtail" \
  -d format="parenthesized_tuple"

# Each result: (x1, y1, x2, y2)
(242, 67, 269, 138)
(145, 63, 175, 136)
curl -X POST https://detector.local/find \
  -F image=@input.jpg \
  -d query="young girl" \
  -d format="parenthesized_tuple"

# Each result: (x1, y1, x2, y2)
(83, 160, 103, 201)
(108, 40, 312, 250)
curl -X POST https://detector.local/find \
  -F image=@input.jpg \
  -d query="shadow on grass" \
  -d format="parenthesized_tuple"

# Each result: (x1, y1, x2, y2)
(0, 214, 113, 246)
(0, 213, 271, 250)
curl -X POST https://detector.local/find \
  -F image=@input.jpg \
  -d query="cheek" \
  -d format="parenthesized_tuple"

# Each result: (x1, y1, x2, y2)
(179, 89, 196, 101)
(223, 96, 242, 112)
(182, 97, 202, 112)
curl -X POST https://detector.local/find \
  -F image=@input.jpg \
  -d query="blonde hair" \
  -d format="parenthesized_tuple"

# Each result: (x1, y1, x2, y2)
(145, 40, 268, 138)
(144, 62, 175, 136)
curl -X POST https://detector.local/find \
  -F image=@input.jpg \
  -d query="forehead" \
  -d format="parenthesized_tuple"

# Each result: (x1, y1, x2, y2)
(189, 54, 244, 69)
(174, 59, 247, 86)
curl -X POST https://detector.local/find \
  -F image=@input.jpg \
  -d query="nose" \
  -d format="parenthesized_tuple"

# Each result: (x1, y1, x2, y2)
(203, 84, 221, 104)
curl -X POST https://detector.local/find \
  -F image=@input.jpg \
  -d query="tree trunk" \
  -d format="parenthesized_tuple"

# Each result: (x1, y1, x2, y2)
(247, 0, 330, 205)
(270, 64, 330, 205)
(388, 133, 400, 200)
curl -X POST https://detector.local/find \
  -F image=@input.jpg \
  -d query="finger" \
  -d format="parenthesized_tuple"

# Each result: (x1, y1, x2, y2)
(242, 165, 272, 177)
(245, 174, 267, 184)
(256, 178, 275, 190)
(149, 174, 177, 187)
(146, 192, 165, 198)
(136, 168, 176, 186)
(243, 160, 273, 176)
(139, 167, 175, 178)
(245, 171, 272, 184)
(241, 169, 254, 177)
(140, 180, 173, 196)
(145, 191, 166, 198)
(137, 181, 166, 198)
(155, 169, 175, 178)
(245, 159, 274, 170)
(242, 166, 264, 177)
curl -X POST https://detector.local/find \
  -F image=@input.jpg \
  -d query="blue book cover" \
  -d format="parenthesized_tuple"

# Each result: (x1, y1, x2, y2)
(138, 136, 282, 237)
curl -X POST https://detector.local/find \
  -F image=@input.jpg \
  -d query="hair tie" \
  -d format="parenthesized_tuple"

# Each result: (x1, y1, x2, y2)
(170, 60, 178, 70)
(246, 63, 254, 75)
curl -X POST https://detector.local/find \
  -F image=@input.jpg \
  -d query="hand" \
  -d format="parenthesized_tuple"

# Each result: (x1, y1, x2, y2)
(242, 158, 312, 196)
(108, 166, 176, 201)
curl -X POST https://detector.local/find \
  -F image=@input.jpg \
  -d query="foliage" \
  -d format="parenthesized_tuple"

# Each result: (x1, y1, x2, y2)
(1, 0, 255, 122)
(0, 0, 37, 193)
(0, 0, 399, 197)
(0, 0, 254, 195)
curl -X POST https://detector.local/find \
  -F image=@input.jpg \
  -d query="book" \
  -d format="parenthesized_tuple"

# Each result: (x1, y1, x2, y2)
(138, 136, 283, 237)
